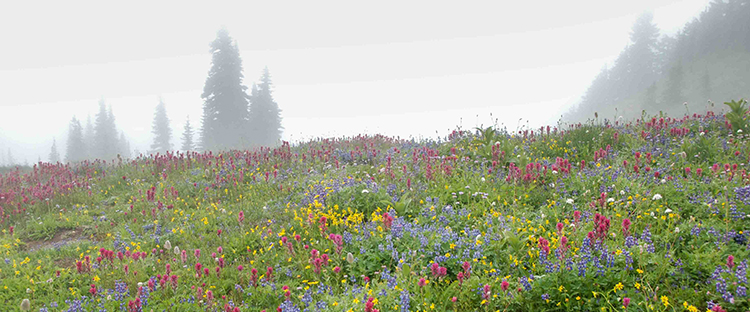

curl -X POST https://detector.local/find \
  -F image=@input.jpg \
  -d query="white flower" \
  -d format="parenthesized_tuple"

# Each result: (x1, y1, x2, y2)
(552, 170, 558, 174)
(611, 232, 616, 238)
(20, 299, 30, 311)
(475, 234, 482, 241)
(674, 227, 680, 233)
(174, 246, 181, 255)
(738, 129, 744, 133)
(660, 179, 666, 184)
(164, 240, 172, 250)
(664, 208, 673, 213)
(361, 189, 369, 194)
(566, 199, 574, 204)
(481, 177, 486, 182)
(620, 190, 626, 195)
(607, 198, 615, 203)
(652, 194, 663, 200)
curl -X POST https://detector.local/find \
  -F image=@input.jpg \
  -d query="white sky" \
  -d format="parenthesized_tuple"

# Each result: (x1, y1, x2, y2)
(0, 0, 710, 163)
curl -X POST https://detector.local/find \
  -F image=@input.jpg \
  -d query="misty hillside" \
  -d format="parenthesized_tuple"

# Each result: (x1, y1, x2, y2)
(566, 0, 750, 122)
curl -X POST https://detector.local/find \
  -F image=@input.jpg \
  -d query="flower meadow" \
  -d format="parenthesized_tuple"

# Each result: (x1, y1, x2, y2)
(2, 107, 750, 311)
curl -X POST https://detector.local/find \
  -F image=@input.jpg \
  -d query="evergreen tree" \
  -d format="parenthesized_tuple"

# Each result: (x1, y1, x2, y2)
(66, 116, 86, 163)
(118, 131, 131, 159)
(150, 98, 172, 153)
(6, 148, 15, 166)
(627, 12, 661, 93)
(93, 99, 118, 160)
(248, 67, 283, 147)
(48, 138, 60, 163)
(701, 69, 712, 101)
(107, 105, 119, 154)
(200, 28, 250, 151)
(83, 115, 94, 158)
(181, 116, 195, 151)
(662, 62, 686, 106)
(643, 82, 658, 110)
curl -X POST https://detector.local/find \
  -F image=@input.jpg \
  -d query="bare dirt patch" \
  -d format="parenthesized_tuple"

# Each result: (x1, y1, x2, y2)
(26, 228, 89, 252)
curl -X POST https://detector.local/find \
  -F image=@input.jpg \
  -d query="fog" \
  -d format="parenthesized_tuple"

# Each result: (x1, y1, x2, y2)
(0, 0, 713, 164)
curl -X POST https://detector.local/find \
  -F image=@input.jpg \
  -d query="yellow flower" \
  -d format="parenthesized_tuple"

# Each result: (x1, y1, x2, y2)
(613, 282, 624, 292)
(660, 295, 669, 307)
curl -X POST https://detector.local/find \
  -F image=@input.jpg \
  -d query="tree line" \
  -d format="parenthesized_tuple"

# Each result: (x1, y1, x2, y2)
(565, 0, 750, 122)
(60, 28, 283, 163)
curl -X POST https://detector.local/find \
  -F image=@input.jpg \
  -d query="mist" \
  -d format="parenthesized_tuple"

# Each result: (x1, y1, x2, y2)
(0, 0, 725, 165)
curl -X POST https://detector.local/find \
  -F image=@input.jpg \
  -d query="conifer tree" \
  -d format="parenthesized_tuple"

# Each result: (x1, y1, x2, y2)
(93, 99, 118, 160)
(200, 28, 250, 151)
(118, 131, 131, 159)
(65, 116, 86, 163)
(150, 99, 172, 153)
(662, 62, 685, 106)
(701, 69, 712, 101)
(48, 138, 60, 163)
(248, 67, 283, 147)
(181, 116, 195, 151)
(6, 148, 15, 166)
(83, 115, 94, 158)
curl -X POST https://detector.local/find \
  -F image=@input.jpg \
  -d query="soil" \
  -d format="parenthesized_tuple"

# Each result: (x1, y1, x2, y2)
(25, 228, 89, 252)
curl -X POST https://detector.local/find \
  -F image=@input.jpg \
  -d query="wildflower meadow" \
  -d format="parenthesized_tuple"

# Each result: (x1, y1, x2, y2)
(2, 100, 750, 312)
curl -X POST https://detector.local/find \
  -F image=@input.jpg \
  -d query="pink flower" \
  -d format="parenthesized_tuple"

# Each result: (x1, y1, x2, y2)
(501, 280, 509, 291)
(728, 255, 735, 269)
(623, 297, 630, 308)
(237, 265, 244, 271)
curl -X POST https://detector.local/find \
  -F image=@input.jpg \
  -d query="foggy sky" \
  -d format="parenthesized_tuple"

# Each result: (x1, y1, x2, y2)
(0, 0, 710, 163)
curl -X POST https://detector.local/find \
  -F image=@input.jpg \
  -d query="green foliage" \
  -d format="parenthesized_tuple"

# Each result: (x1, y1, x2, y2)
(724, 98, 749, 134)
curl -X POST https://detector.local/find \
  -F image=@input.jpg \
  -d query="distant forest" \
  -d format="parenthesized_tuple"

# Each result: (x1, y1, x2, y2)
(565, 0, 750, 122)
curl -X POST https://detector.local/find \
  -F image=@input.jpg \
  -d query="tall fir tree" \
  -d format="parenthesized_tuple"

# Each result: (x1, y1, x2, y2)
(662, 62, 686, 106)
(48, 138, 60, 163)
(6, 148, 15, 166)
(627, 12, 661, 93)
(83, 115, 94, 159)
(181, 116, 195, 151)
(66, 116, 87, 163)
(93, 99, 118, 160)
(150, 98, 172, 153)
(701, 69, 712, 101)
(248, 67, 283, 147)
(118, 131, 131, 159)
(107, 105, 119, 154)
(200, 28, 250, 151)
